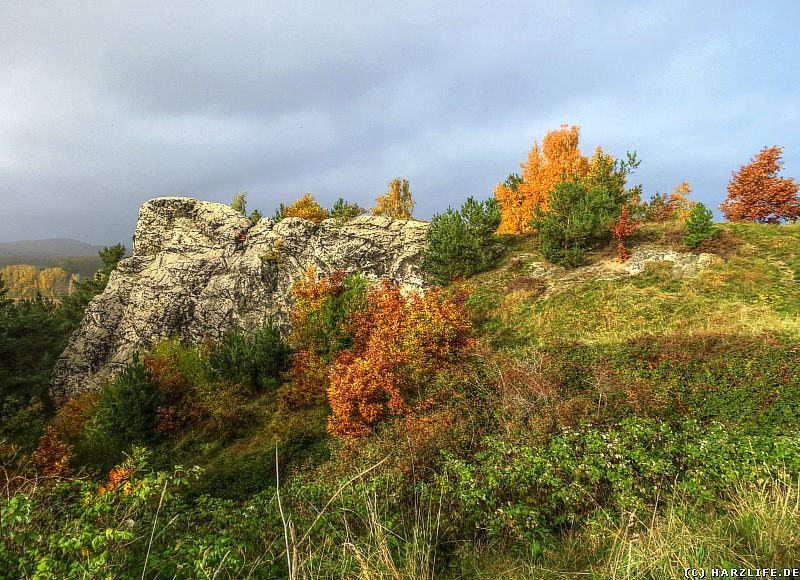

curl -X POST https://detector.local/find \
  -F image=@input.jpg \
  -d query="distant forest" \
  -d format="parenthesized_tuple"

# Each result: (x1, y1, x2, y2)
(0, 258, 102, 300)
(0, 239, 107, 299)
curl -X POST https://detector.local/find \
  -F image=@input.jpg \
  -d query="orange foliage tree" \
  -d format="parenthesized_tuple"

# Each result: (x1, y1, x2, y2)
(144, 345, 207, 436)
(279, 268, 367, 410)
(283, 193, 330, 224)
(721, 146, 800, 223)
(668, 181, 696, 221)
(327, 281, 474, 438)
(495, 124, 591, 234)
(372, 177, 415, 219)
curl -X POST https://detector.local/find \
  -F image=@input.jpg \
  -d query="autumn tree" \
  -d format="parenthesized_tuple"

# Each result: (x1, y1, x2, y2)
(283, 193, 330, 224)
(668, 181, 696, 221)
(0, 274, 10, 309)
(721, 146, 800, 223)
(327, 281, 473, 438)
(495, 124, 591, 234)
(279, 268, 367, 410)
(0, 264, 39, 300)
(32, 425, 73, 478)
(643, 181, 696, 222)
(372, 178, 415, 219)
(610, 206, 640, 261)
(37, 267, 69, 298)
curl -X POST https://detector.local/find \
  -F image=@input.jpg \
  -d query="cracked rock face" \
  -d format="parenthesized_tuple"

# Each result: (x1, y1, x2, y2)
(50, 197, 429, 404)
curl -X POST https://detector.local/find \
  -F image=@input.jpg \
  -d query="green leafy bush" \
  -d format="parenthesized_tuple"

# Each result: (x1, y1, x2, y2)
(422, 196, 504, 282)
(0, 449, 210, 578)
(683, 202, 718, 248)
(439, 418, 800, 541)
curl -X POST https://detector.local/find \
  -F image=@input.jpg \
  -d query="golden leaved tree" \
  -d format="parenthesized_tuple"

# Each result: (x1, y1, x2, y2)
(372, 177, 415, 219)
(283, 193, 330, 224)
(495, 124, 591, 234)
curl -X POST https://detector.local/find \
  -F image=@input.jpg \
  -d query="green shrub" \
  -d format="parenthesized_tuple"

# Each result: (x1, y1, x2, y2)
(79, 359, 162, 468)
(208, 321, 291, 391)
(439, 418, 800, 541)
(532, 153, 639, 267)
(329, 197, 365, 221)
(0, 449, 211, 578)
(531, 179, 618, 266)
(683, 202, 718, 248)
(422, 196, 504, 282)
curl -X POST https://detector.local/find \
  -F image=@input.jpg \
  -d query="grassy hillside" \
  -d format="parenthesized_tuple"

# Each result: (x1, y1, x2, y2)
(2, 222, 799, 579)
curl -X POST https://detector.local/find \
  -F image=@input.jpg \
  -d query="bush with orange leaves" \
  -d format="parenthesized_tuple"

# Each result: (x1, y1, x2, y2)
(641, 181, 696, 222)
(144, 341, 209, 437)
(327, 280, 474, 438)
(279, 268, 367, 410)
(283, 192, 330, 224)
(53, 392, 99, 442)
(32, 425, 73, 478)
(610, 207, 640, 261)
(97, 466, 136, 496)
(279, 350, 330, 410)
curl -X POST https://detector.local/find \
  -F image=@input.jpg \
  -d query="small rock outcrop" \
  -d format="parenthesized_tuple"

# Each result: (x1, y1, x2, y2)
(51, 197, 429, 403)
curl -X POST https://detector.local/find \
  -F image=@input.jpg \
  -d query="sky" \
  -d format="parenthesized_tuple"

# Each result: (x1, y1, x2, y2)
(1, 1, 799, 245)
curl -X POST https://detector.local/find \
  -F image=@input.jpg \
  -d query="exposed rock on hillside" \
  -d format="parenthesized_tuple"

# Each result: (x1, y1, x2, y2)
(50, 197, 429, 403)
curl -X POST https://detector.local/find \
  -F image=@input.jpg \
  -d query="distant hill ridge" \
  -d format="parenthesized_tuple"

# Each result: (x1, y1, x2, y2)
(0, 238, 105, 258)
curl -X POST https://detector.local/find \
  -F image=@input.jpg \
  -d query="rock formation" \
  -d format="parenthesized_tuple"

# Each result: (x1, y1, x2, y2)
(50, 197, 429, 403)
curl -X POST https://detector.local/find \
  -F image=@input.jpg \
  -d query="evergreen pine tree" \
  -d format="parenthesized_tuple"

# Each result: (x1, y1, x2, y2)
(422, 196, 503, 282)
(683, 202, 718, 248)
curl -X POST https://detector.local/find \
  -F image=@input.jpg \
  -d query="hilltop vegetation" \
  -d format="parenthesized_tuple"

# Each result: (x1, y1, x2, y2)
(2, 128, 799, 578)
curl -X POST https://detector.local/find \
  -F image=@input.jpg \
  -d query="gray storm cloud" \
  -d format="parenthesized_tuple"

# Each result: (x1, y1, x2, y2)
(1, 0, 798, 244)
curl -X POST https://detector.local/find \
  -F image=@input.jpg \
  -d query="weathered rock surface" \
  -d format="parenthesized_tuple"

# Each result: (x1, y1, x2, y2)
(50, 197, 429, 403)
(622, 249, 720, 277)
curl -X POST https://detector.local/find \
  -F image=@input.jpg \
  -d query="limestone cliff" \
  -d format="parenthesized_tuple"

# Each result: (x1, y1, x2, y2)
(50, 197, 429, 403)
